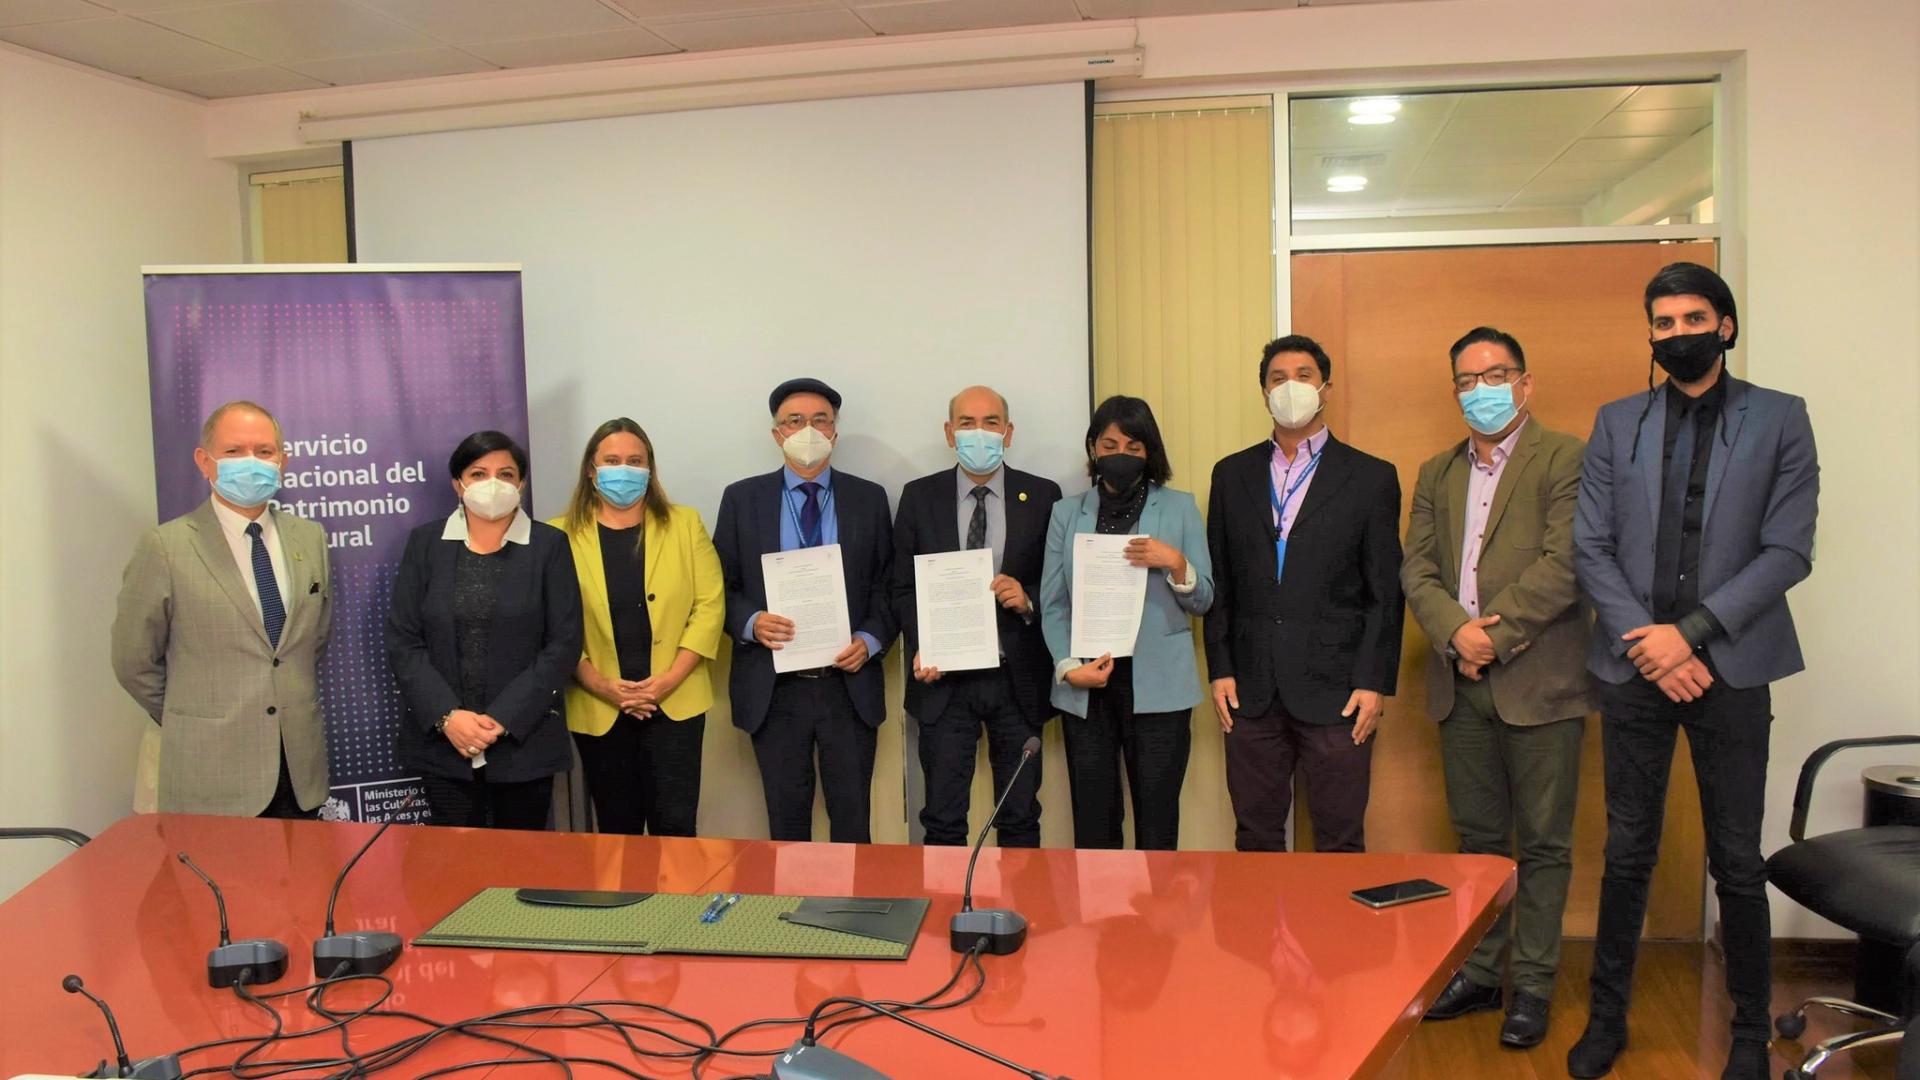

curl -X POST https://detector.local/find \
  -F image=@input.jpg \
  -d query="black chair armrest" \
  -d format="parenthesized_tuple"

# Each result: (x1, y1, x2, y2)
(0, 827, 91, 849)
(1789, 735, 1920, 842)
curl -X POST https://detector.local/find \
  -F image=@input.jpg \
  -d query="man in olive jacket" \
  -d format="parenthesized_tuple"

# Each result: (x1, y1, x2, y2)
(1401, 327, 1594, 1050)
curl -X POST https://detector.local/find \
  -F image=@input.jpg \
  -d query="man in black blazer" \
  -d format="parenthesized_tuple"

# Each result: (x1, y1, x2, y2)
(1204, 335, 1403, 853)
(892, 386, 1063, 847)
(714, 378, 897, 843)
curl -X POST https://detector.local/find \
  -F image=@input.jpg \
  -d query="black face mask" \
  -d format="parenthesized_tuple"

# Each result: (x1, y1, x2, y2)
(1651, 330, 1725, 383)
(1092, 452, 1147, 491)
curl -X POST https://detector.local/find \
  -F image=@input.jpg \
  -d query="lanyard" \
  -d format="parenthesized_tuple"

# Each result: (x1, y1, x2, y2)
(1267, 443, 1322, 582)
(783, 480, 833, 548)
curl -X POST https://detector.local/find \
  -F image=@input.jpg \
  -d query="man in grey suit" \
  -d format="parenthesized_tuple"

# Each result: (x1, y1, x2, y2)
(1568, 264, 1819, 1080)
(113, 401, 333, 818)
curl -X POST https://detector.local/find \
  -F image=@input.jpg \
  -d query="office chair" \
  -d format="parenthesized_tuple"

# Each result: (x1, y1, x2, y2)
(0, 827, 92, 848)
(1765, 735, 1920, 1079)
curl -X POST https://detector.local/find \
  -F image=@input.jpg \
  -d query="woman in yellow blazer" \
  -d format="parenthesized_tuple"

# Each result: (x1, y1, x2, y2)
(552, 418, 724, 835)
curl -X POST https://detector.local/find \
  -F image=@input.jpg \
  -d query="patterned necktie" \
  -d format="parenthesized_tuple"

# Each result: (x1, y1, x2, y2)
(798, 482, 823, 548)
(245, 521, 286, 650)
(966, 486, 990, 551)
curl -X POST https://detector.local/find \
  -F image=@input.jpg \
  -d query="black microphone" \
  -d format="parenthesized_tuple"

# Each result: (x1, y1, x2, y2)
(950, 735, 1039, 955)
(177, 852, 289, 988)
(313, 797, 415, 977)
(63, 975, 184, 1080)
(770, 996, 1069, 1080)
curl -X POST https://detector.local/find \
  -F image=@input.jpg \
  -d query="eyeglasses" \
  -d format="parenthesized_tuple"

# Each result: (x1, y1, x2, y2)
(1452, 366, 1523, 392)
(776, 415, 835, 434)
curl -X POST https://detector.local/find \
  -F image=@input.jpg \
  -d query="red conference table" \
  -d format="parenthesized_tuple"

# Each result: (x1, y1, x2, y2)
(0, 815, 1512, 1079)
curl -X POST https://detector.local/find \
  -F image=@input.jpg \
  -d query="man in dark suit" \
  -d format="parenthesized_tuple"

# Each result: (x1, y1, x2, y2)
(891, 385, 1062, 847)
(714, 378, 897, 843)
(1568, 263, 1819, 1080)
(1204, 334, 1403, 853)
(1402, 327, 1593, 1048)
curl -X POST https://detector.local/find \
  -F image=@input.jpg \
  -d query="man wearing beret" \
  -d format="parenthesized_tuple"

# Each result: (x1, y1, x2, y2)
(713, 378, 898, 842)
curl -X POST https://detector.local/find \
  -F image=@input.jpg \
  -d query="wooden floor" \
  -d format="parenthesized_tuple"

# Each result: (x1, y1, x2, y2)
(1379, 941, 1906, 1079)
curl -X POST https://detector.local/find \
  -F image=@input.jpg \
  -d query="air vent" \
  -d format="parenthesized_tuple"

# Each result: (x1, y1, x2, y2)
(1318, 153, 1388, 170)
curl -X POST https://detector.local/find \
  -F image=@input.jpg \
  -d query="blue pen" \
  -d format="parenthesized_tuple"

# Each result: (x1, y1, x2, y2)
(698, 892, 725, 922)
(707, 894, 741, 924)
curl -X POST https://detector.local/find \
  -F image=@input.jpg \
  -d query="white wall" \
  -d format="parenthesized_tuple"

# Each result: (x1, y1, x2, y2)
(0, 47, 241, 900)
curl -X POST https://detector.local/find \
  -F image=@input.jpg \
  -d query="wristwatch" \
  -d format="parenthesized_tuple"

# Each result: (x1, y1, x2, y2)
(433, 711, 453, 734)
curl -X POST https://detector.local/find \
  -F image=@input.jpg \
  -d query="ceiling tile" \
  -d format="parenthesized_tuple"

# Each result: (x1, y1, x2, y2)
(1533, 160, 1637, 183)
(854, 0, 1082, 36)
(460, 25, 677, 68)
(1074, 0, 1295, 15)
(286, 45, 492, 84)
(0, 0, 108, 27)
(352, 0, 632, 44)
(1588, 106, 1711, 139)
(612, 0, 835, 18)
(144, 0, 436, 63)
(646, 7, 874, 51)
(1451, 85, 1630, 119)
(144, 63, 325, 96)
(1558, 134, 1683, 163)
(0, 15, 253, 76)
(1620, 82, 1713, 111)
(1407, 163, 1540, 187)
(1420, 138, 1565, 166)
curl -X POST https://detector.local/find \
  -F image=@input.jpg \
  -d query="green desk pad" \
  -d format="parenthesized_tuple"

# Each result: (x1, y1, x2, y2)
(415, 888, 927, 960)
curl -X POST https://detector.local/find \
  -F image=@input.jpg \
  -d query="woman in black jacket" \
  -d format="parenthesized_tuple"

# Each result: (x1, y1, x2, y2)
(386, 430, 582, 829)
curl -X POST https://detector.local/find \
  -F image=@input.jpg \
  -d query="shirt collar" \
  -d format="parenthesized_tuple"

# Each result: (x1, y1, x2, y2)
(1271, 425, 1330, 466)
(1467, 416, 1528, 471)
(954, 464, 1005, 500)
(211, 498, 276, 539)
(442, 507, 532, 545)
(783, 465, 834, 491)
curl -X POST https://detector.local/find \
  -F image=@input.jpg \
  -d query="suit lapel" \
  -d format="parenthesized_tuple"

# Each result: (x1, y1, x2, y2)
(272, 510, 306, 627)
(187, 501, 271, 648)
(1702, 378, 1749, 526)
(1636, 385, 1667, 530)
(1481, 421, 1542, 543)
(936, 469, 964, 552)
(1439, 446, 1469, 590)
(643, 509, 666, 586)
(761, 469, 786, 557)
(574, 522, 617, 649)
(1289, 433, 1352, 532)
(1235, 445, 1280, 581)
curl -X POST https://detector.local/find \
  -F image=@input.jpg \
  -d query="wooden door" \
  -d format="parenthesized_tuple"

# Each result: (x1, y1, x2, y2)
(1291, 241, 1714, 939)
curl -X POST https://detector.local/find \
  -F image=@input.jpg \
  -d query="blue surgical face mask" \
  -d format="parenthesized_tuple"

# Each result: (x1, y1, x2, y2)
(595, 465, 650, 509)
(1458, 383, 1521, 436)
(953, 429, 1006, 475)
(213, 457, 281, 508)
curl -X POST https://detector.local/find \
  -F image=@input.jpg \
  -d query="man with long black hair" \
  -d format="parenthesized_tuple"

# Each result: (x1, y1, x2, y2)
(1570, 263, 1819, 1079)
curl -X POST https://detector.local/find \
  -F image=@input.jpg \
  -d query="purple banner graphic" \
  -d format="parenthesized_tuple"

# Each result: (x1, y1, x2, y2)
(143, 268, 528, 822)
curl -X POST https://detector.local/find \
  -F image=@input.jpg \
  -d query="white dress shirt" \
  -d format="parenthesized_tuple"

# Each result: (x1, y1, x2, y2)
(210, 499, 288, 620)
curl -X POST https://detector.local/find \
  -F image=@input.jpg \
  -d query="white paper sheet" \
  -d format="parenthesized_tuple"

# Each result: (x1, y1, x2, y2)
(1069, 533, 1147, 659)
(914, 548, 1000, 673)
(762, 543, 852, 673)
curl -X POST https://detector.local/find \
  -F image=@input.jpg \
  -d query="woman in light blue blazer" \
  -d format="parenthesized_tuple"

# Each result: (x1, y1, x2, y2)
(1041, 395, 1214, 850)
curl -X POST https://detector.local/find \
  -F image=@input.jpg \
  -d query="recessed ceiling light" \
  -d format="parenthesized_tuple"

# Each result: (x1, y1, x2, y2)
(1347, 113, 1395, 126)
(1348, 97, 1402, 116)
(1326, 175, 1368, 192)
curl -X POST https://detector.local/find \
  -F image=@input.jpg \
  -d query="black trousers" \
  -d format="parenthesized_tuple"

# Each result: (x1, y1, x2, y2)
(917, 669, 1043, 848)
(573, 714, 706, 836)
(1064, 664, 1190, 850)
(753, 674, 877, 844)
(259, 743, 317, 820)
(1590, 670, 1773, 1042)
(1223, 701, 1372, 853)
(422, 771, 555, 831)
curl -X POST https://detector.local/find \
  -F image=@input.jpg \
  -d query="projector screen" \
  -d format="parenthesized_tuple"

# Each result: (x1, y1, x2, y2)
(351, 82, 1092, 523)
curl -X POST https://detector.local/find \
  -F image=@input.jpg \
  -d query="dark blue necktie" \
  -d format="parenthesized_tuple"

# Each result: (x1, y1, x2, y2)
(245, 521, 286, 650)
(798, 482, 823, 548)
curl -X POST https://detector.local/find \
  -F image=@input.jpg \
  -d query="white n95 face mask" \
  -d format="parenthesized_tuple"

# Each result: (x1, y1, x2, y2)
(782, 426, 834, 469)
(1268, 380, 1326, 430)
(461, 477, 522, 521)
